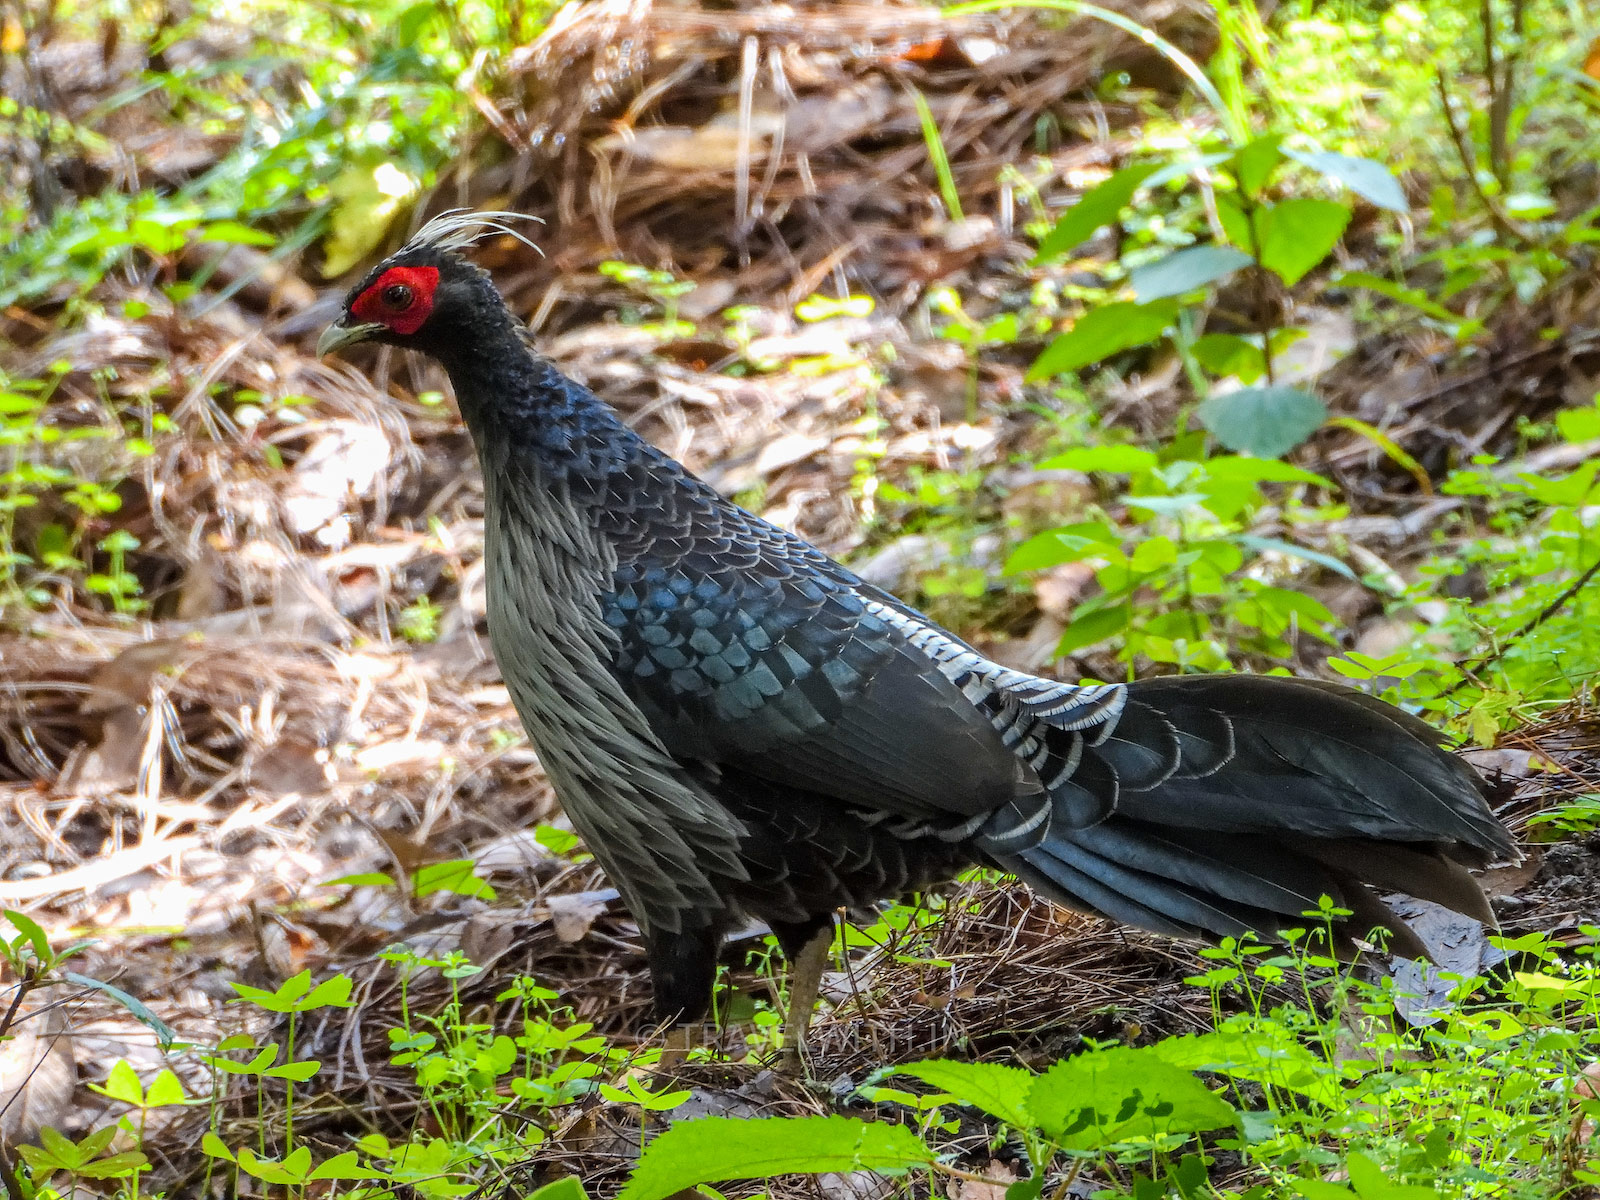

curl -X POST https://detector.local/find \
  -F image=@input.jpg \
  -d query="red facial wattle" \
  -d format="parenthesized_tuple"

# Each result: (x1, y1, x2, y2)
(351, 265, 440, 336)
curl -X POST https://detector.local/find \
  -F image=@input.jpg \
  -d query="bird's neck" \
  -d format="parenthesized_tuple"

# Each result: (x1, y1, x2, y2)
(441, 324, 641, 484)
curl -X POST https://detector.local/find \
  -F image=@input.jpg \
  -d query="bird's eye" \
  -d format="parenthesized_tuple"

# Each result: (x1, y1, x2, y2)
(382, 284, 414, 308)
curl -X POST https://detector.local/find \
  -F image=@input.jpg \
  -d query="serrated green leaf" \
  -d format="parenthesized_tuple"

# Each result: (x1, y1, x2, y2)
(1027, 300, 1177, 380)
(895, 1060, 1035, 1130)
(1197, 386, 1327, 458)
(1256, 198, 1351, 286)
(1027, 1045, 1235, 1151)
(1130, 246, 1253, 302)
(1154, 1022, 1345, 1107)
(1287, 150, 1408, 213)
(1035, 163, 1161, 262)
(618, 1116, 932, 1200)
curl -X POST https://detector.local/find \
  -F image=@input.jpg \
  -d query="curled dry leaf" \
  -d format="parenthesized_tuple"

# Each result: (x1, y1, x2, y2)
(548, 891, 613, 943)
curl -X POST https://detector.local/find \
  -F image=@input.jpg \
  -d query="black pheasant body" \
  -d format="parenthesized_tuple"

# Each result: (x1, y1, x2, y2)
(320, 220, 1517, 1027)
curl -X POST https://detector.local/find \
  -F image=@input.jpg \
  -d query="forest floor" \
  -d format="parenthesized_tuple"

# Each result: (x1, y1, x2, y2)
(1, 0, 1600, 1195)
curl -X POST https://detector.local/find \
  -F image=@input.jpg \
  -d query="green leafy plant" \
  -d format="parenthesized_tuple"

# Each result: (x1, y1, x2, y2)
(1005, 447, 1345, 668)
(599, 261, 698, 339)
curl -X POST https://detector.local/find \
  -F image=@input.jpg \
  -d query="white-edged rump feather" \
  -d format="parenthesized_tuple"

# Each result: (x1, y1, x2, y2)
(403, 208, 545, 257)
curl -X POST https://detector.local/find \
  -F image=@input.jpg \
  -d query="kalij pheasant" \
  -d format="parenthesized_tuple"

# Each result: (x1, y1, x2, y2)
(320, 212, 1515, 1052)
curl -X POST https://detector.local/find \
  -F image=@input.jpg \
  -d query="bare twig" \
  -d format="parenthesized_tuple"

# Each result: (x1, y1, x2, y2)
(1434, 67, 1527, 246)
(1445, 555, 1600, 697)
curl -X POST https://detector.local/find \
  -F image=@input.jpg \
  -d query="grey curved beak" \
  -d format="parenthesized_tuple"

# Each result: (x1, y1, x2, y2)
(317, 319, 385, 358)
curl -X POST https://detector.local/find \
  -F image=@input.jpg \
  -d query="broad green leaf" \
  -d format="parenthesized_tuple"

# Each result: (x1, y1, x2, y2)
(1026, 1045, 1235, 1150)
(527, 1180, 588, 1200)
(1130, 536, 1177, 572)
(1038, 445, 1158, 473)
(238, 1146, 312, 1185)
(1557, 401, 1600, 444)
(1288, 150, 1408, 212)
(1255, 198, 1351, 285)
(895, 1059, 1035, 1130)
(200, 220, 276, 248)
(322, 161, 419, 277)
(1295, 1181, 1358, 1200)
(1216, 195, 1252, 252)
(1155, 1023, 1345, 1108)
(1233, 134, 1285, 198)
(1204, 456, 1334, 487)
(141, 1071, 189, 1108)
(1057, 607, 1129, 654)
(1515, 462, 1600, 506)
(3, 909, 51, 961)
(1197, 386, 1327, 458)
(39, 1125, 83, 1166)
(263, 1059, 322, 1081)
(1004, 523, 1119, 574)
(309, 1151, 387, 1181)
(1191, 333, 1266, 383)
(303, 973, 354, 1009)
(1130, 246, 1252, 302)
(63, 971, 177, 1049)
(96, 1061, 144, 1105)
(1027, 300, 1177, 380)
(414, 859, 497, 901)
(201, 1134, 234, 1162)
(1034, 163, 1161, 262)
(618, 1116, 933, 1200)
(1345, 1152, 1443, 1199)
(75, 1153, 149, 1180)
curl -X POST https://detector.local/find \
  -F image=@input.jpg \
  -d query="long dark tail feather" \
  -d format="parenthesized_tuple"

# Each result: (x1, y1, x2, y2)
(998, 675, 1515, 958)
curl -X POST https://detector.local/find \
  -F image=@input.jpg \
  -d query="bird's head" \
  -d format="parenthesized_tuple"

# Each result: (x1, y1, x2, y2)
(317, 211, 537, 364)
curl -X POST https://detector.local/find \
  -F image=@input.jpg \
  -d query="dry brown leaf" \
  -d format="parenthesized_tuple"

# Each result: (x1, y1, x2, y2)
(548, 891, 612, 943)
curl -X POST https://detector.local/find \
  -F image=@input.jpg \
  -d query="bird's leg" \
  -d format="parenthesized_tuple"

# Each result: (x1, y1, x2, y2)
(658, 1023, 699, 1069)
(779, 926, 833, 1074)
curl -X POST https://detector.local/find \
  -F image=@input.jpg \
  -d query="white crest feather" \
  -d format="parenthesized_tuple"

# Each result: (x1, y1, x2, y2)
(402, 208, 544, 256)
